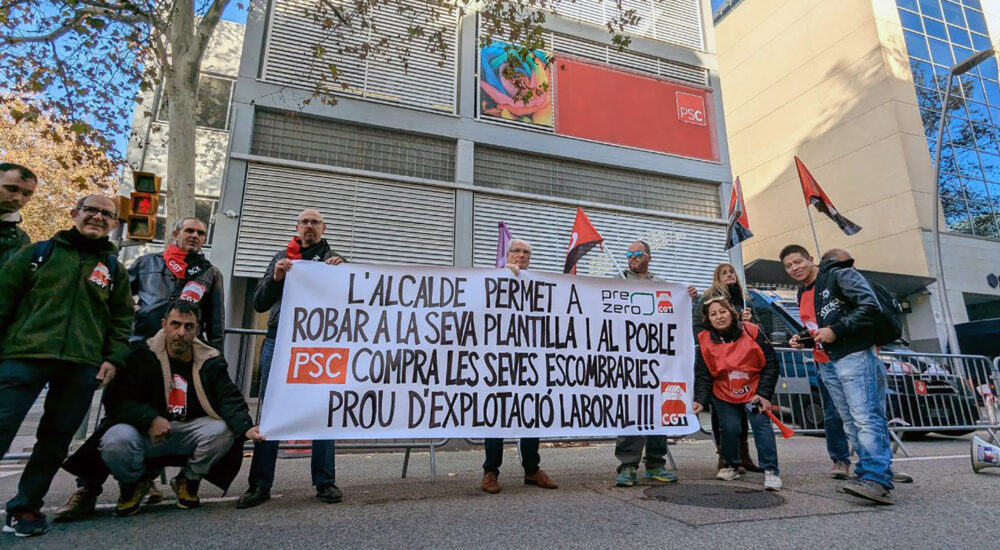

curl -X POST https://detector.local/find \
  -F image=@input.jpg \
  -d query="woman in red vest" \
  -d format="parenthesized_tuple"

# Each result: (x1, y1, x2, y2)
(692, 296, 782, 491)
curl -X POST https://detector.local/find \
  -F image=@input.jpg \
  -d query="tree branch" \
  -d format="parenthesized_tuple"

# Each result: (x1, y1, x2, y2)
(0, 5, 148, 45)
(194, 0, 228, 58)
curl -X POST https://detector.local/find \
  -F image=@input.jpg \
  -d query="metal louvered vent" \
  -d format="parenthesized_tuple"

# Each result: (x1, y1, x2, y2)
(234, 163, 456, 277)
(474, 147, 720, 218)
(262, 0, 458, 112)
(251, 110, 456, 182)
(472, 193, 726, 287)
(549, 0, 705, 52)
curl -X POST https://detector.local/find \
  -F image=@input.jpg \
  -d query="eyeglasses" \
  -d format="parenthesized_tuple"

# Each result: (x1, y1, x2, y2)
(80, 205, 117, 220)
(297, 219, 323, 227)
(625, 251, 646, 258)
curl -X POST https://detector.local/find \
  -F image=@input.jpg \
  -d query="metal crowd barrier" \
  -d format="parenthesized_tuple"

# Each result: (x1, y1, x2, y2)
(768, 347, 1000, 456)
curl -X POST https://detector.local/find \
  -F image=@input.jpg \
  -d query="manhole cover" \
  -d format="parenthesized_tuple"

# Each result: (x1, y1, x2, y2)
(644, 483, 785, 509)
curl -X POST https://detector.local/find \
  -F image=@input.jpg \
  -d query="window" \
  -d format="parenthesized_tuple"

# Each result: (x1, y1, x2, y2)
(156, 74, 235, 131)
(924, 17, 947, 40)
(918, 0, 942, 20)
(899, 9, 923, 31)
(965, 7, 987, 34)
(947, 25, 971, 47)
(941, 1, 965, 26)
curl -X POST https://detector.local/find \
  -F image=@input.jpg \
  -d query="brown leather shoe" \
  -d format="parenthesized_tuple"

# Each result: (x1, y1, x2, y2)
(481, 472, 501, 494)
(524, 469, 558, 489)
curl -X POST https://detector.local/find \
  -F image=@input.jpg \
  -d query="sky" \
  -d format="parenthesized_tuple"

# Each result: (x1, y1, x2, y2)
(711, 0, 728, 10)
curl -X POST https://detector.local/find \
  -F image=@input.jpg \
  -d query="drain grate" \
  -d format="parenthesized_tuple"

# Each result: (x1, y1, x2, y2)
(644, 482, 785, 509)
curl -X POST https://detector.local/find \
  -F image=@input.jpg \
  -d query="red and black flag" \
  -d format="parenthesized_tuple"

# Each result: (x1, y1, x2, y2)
(726, 177, 753, 250)
(564, 207, 603, 274)
(794, 156, 862, 236)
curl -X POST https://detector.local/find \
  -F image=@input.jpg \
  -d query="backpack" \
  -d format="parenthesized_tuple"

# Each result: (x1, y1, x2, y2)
(867, 279, 904, 346)
(29, 240, 119, 290)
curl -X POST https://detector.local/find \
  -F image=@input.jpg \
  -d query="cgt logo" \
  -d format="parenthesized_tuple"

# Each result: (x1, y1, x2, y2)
(661, 382, 689, 426)
(656, 290, 674, 313)
(287, 347, 349, 384)
(676, 91, 707, 126)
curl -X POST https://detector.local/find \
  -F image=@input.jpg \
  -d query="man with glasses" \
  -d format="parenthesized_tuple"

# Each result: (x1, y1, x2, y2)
(0, 163, 37, 266)
(0, 195, 132, 537)
(55, 217, 227, 521)
(236, 208, 347, 509)
(481, 238, 558, 493)
(614, 240, 679, 487)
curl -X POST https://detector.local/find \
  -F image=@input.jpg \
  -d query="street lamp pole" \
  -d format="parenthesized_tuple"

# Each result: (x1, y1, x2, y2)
(930, 47, 994, 354)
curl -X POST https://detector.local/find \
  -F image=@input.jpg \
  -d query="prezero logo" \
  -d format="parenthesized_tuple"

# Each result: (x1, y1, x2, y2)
(287, 347, 349, 384)
(676, 91, 707, 126)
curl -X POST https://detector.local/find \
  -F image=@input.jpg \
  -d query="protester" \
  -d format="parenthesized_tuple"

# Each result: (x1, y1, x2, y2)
(129, 217, 226, 349)
(55, 217, 227, 520)
(614, 240, 679, 487)
(236, 209, 347, 509)
(692, 297, 781, 490)
(62, 302, 263, 517)
(481, 238, 558, 494)
(688, 263, 759, 475)
(781, 244, 895, 504)
(0, 163, 37, 265)
(0, 195, 132, 537)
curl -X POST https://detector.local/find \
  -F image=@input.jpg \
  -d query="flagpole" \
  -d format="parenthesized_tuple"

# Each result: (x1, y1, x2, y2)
(602, 245, 628, 279)
(805, 204, 822, 258)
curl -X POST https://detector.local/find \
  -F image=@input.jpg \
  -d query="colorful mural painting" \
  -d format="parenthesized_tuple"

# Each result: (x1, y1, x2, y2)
(479, 41, 554, 127)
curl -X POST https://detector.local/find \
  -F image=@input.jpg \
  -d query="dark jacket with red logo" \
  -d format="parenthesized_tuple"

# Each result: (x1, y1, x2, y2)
(129, 250, 225, 349)
(693, 322, 778, 406)
(796, 258, 881, 361)
(0, 229, 132, 368)
(63, 331, 253, 490)
(254, 240, 346, 338)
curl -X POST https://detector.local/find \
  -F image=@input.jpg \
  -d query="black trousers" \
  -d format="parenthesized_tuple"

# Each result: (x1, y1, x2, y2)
(483, 438, 540, 476)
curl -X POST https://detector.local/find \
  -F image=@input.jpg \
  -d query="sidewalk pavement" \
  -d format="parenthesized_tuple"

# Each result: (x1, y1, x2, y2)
(0, 434, 995, 549)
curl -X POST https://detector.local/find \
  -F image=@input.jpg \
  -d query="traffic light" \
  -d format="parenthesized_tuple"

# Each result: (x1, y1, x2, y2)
(127, 171, 161, 241)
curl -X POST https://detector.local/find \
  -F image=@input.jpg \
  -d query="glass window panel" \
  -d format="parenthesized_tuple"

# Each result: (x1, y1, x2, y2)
(949, 116, 971, 145)
(980, 57, 999, 81)
(954, 45, 974, 66)
(899, 9, 923, 31)
(929, 38, 954, 65)
(965, 7, 987, 33)
(962, 0, 981, 9)
(919, 0, 943, 20)
(964, 178, 989, 202)
(984, 80, 1000, 106)
(987, 183, 1000, 207)
(939, 144, 957, 173)
(956, 146, 983, 178)
(940, 173, 965, 200)
(968, 201, 999, 237)
(971, 33, 991, 52)
(972, 122, 995, 149)
(194, 76, 233, 130)
(898, 0, 918, 9)
(990, 106, 1000, 126)
(946, 97, 969, 119)
(966, 100, 990, 123)
(922, 108, 941, 138)
(947, 25, 971, 47)
(981, 153, 1000, 182)
(910, 58, 935, 86)
(960, 75, 985, 102)
(904, 31, 931, 60)
(942, 197, 970, 231)
(941, 1, 965, 25)
(923, 17, 948, 40)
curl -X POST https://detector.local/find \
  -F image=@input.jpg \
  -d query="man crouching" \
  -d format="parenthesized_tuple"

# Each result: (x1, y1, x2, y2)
(62, 301, 263, 517)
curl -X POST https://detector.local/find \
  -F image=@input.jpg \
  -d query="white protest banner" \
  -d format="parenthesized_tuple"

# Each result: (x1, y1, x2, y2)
(259, 263, 698, 439)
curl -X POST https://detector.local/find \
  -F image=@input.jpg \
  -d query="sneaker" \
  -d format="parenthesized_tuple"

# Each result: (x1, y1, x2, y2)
(842, 479, 894, 505)
(645, 467, 678, 483)
(716, 466, 740, 481)
(764, 471, 782, 491)
(170, 474, 201, 509)
(54, 486, 101, 522)
(316, 484, 343, 503)
(6, 511, 48, 537)
(115, 479, 153, 517)
(481, 472, 501, 494)
(615, 466, 638, 487)
(830, 462, 851, 480)
(235, 486, 271, 509)
(892, 470, 914, 483)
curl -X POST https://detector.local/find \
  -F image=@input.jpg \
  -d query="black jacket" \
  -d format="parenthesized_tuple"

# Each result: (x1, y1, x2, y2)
(253, 240, 346, 338)
(693, 322, 779, 405)
(62, 331, 253, 490)
(129, 251, 226, 349)
(797, 258, 881, 360)
(0, 214, 29, 266)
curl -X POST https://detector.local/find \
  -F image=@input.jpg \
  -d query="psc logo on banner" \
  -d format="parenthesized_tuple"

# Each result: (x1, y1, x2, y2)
(287, 347, 349, 384)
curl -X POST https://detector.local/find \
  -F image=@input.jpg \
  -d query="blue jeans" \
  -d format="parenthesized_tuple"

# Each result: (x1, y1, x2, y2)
(713, 397, 779, 474)
(817, 370, 850, 465)
(818, 349, 894, 489)
(247, 337, 336, 489)
(0, 359, 99, 513)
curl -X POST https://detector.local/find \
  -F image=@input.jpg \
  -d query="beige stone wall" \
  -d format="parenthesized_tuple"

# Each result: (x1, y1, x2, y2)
(716, 0, 931, 277)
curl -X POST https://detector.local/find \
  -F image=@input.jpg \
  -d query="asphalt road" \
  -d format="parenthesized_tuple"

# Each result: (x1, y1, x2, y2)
(0, 434, 996, 549)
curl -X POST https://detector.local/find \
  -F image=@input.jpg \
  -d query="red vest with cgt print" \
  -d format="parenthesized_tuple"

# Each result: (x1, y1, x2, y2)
(697, 322, 766, 404)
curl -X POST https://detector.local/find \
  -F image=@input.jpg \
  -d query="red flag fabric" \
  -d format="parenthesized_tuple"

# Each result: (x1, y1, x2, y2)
(794, 156, 862, 236)
(564, 207, 603, 274)
(726, 177, 753, 250)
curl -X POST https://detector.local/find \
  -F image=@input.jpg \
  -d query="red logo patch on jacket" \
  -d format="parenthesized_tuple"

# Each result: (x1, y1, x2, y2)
(179, 281, 207, 303)
(89, 263, 111, 289)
